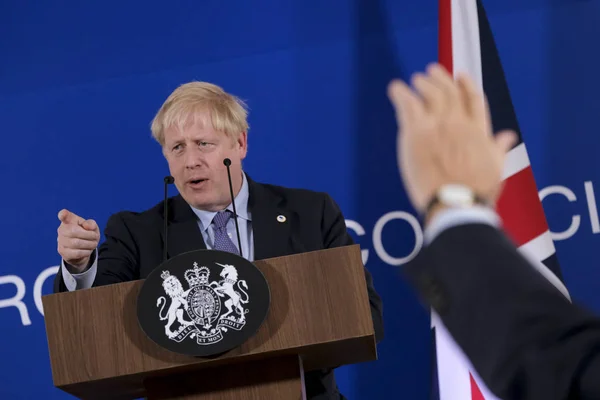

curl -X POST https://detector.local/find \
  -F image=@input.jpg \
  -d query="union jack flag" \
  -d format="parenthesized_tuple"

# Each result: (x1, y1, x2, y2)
(432, 1, 570, 398)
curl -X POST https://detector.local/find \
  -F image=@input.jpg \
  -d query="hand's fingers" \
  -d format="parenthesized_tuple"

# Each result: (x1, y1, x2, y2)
(58, 224, 100, 241)
(426, 63, 462, 112)
(456, 73, 490, 132)
(58, 209, 85, 226)
(412, 73, 445, 115)
(387, 79, 405, 110)
(82, 219, 99, 232)
(58, 236, 98, 251)
(495, 130, 518, 153)
(388, 79, 426, 131)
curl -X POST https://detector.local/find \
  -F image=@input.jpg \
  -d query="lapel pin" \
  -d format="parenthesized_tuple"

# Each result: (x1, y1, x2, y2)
(277, 215, 286, 223)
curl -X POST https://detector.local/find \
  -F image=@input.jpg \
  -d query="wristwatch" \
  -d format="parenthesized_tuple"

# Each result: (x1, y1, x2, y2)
(425, 184, 487, 215)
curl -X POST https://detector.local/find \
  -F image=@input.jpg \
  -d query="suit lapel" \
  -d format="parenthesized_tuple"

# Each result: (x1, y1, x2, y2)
(248, 176, 296, 261)
(165, 195, 207, 259)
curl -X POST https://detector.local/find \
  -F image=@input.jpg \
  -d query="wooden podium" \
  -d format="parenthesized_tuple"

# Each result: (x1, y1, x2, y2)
(42, 245, 377, 399)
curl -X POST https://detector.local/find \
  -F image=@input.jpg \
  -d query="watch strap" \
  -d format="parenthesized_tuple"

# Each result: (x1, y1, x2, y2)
(424, 189, 488, 216)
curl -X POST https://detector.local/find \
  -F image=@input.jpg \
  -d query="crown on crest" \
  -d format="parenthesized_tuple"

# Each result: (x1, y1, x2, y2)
(160, 270, 171, 280)
(185, 262, 209, 287)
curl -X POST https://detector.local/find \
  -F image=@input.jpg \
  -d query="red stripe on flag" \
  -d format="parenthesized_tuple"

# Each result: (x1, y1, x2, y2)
(496, 165, 549, 246)
(470, 374, 485, 400)
(439, 0, 453, 72)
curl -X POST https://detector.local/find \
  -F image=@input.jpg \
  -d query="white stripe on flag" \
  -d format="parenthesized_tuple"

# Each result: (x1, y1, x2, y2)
(518, 232, 571, 299)
(502, 143, 530, 180)
(432, 312, 474, 400)
(436, 1, 492, 399)
(519, 230, 555, 262)
(451, 0, 482, 89)
(436, 1, 571, 399)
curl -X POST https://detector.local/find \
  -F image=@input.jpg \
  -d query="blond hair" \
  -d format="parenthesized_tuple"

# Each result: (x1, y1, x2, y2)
(150, 81, 249, 146)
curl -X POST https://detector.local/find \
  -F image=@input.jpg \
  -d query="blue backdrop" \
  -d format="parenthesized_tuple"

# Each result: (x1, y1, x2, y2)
(2, 1, 600, 398)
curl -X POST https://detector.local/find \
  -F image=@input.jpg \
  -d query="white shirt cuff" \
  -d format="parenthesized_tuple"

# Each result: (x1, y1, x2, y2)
(424, 206, 501, 245)
(61, 250, 98, 291)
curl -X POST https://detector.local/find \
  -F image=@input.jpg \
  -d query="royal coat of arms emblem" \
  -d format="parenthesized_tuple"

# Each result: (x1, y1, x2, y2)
(137, 249, 270, 357)
(156, 262, 250, 345)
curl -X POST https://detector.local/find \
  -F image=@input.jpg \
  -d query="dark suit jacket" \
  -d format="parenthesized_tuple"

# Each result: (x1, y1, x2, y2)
(404, 222, 600, 400)
(54, 175, 384, 400)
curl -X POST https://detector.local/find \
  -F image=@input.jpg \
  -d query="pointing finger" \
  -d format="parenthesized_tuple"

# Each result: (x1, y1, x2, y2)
(58, 209, 84, 226)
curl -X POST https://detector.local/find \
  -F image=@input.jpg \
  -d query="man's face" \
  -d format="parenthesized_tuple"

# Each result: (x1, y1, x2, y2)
(163, 112, 247, 211)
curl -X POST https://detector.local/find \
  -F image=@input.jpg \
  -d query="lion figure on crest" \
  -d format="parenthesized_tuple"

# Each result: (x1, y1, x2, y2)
(156, 272, 194, 338)
(212, 263, 249, 322)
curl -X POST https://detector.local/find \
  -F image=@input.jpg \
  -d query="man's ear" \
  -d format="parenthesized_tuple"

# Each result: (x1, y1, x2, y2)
(237, 131, 248, 159)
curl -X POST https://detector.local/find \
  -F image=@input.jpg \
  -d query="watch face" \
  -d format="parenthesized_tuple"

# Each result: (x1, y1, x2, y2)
(439, 184, 474, 206)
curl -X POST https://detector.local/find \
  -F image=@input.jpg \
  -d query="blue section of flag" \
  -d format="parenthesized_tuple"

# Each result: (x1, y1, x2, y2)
(543, 253, 565, 284)
(476, 0, 523, 146)
(477, 0, 565, 283)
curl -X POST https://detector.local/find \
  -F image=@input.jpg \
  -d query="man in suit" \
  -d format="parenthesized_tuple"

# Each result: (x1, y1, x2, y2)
(54, 81, 384, 400)
(387, 63, 600, 399)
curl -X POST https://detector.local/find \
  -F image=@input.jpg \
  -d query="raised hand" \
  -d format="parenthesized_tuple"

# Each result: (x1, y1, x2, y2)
(388, 63, 517, 214)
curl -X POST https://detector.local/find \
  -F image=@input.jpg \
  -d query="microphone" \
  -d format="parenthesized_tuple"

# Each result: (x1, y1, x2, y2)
(223, 158, 243, 258)
(163, 175, 174, 263)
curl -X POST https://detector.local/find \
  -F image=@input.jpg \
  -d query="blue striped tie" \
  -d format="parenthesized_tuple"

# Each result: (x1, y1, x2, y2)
(211, 211, 240, 255)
